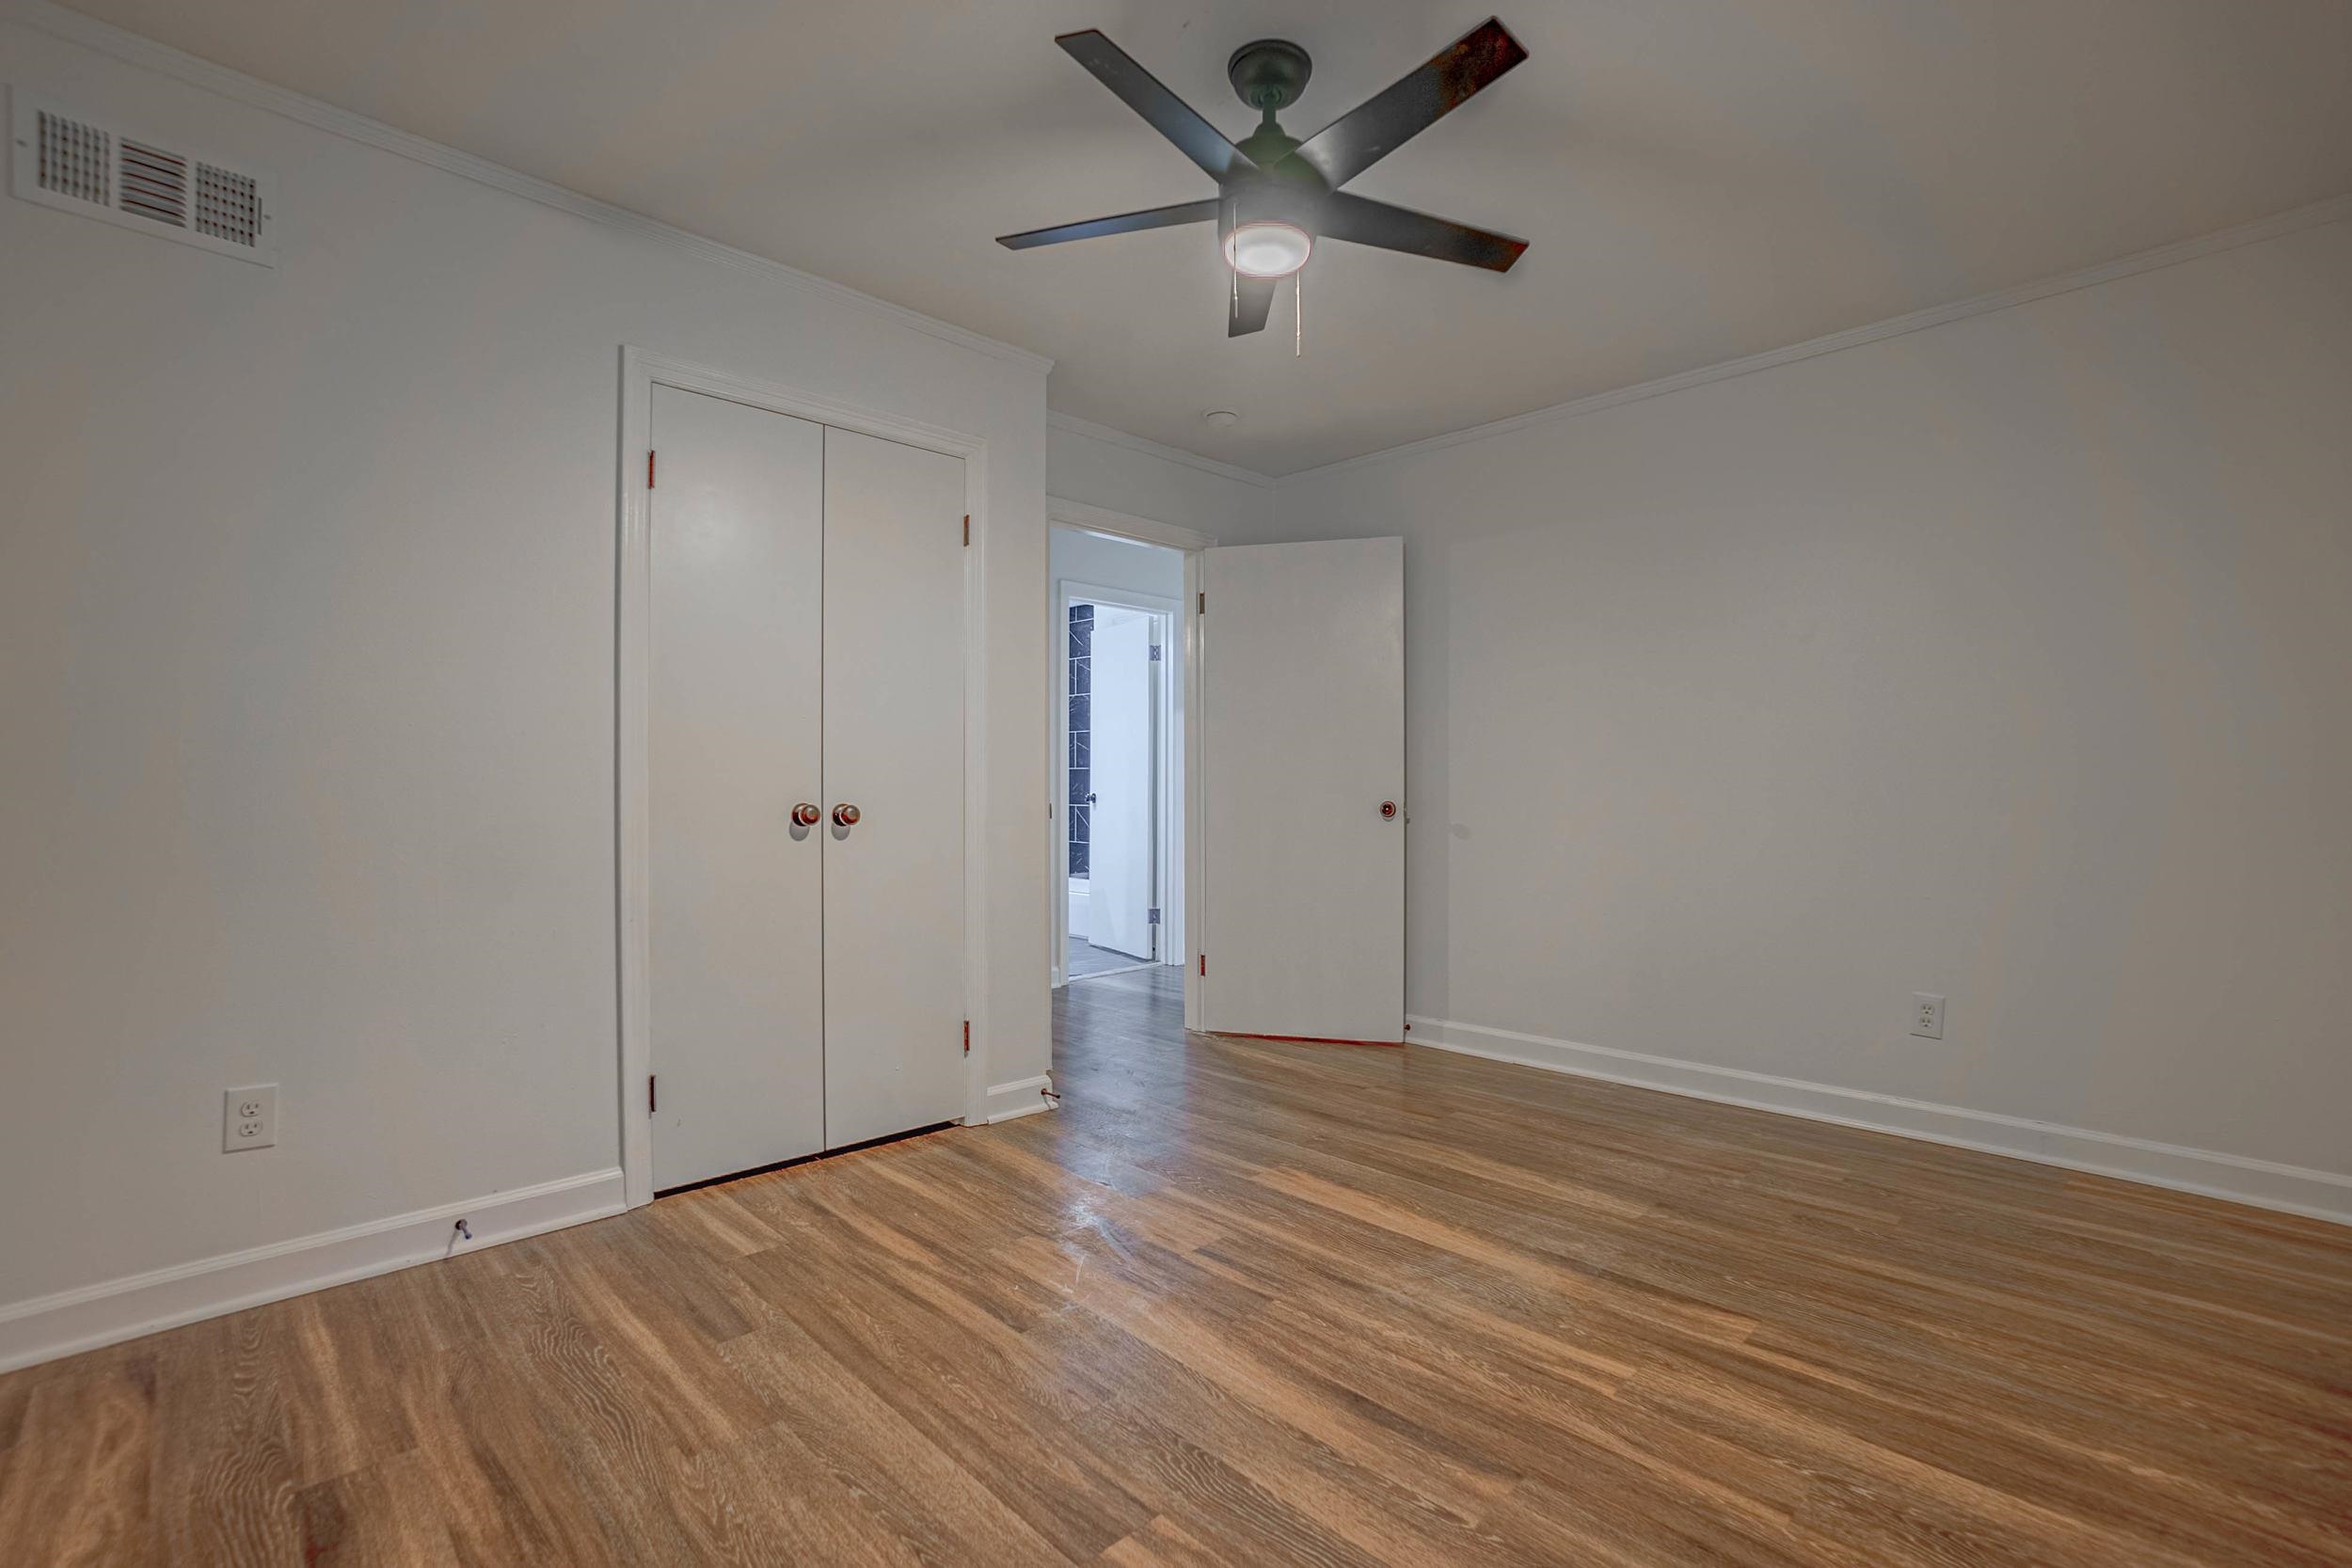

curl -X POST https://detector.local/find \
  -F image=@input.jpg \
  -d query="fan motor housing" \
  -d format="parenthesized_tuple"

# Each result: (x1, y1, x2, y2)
(1218, 180, 1321, 248)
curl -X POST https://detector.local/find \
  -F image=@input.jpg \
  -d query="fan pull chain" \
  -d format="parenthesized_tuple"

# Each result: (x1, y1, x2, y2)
(1295, 267, 1303, 356)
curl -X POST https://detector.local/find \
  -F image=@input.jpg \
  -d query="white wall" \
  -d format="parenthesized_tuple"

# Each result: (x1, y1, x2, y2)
(0, 17, 1052, 1339)
(1273, 217, 2352, 1196)
(1047, 416, 1271, 542)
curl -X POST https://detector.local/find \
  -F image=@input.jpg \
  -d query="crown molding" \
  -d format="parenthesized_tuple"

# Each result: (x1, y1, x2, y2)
(1273, 190, 2352, 489)
(5, 0, 1053, 375)
(1046, 411, 1276, 490)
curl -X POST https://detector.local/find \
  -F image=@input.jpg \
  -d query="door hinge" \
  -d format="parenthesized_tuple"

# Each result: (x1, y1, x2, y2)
(962, 1020, 971, 1056)
(1148, 907, 1161, 925)
(647, 450, 656, 489)
(648, 1074, 657, 1114)
(962, 514, 970, 546)
(1199, 954, 1207, 976)
(1198, 591, 1205, 614)
(1149, 643, 1163, 661)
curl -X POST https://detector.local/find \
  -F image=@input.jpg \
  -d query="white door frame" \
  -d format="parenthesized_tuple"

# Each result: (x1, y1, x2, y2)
(1056, 581, 1177, 980)
(1046, 500, 1213, 1032)
(619, 345, 992, 1210)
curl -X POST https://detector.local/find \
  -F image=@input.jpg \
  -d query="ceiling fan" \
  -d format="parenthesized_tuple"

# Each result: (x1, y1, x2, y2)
(998, 18, 1531, 337)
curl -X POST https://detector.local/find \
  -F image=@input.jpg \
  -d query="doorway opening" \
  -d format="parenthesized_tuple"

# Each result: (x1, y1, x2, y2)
(1053, 525, 1186, 990)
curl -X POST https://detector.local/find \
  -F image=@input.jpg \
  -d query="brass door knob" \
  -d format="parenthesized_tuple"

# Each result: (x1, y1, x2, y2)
(832, 803, 862, 828)
(791, 802, 822, 828)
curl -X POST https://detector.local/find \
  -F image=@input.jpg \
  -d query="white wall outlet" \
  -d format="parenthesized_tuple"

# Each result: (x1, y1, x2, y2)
(223, 1084, 277, 1151)
(1911, 993, 1946, 1039)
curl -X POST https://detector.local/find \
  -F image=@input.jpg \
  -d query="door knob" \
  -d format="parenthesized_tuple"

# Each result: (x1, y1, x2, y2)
(791, 802, 821, 828)
(832, 803, 862, 828)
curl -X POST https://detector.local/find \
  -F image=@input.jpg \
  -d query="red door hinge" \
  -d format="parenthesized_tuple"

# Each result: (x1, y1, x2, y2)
(647, 450, 656, 488)
(1199, 954, 1206, 976)
(962, 1020, 971, 1056)
(962, 514, 970, 546)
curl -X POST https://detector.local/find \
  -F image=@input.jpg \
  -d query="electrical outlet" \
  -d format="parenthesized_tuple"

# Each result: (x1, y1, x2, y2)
(223, 1084, 278, 1151)
(1911, 993, 1946, 1040)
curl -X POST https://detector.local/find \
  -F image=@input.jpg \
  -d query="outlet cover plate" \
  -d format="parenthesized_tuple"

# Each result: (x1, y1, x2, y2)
(223, 1084, 278, 1151)
(1911, 993, 1946, 1040)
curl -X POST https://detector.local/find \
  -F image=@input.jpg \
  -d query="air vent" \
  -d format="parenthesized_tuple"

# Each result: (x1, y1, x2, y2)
(10, 88, 277, 266)
(35, 106, 110, 205)
(195, 161, 261, 247)
(118, 138, 187, 226)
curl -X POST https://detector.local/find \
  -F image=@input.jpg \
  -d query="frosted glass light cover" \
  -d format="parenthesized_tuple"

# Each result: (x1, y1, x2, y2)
(1223, 221, 1312, 278)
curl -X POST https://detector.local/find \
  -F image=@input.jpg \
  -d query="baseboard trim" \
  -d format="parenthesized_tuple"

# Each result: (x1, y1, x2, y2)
(984, 1075, 1057, 1123)
(1406, 1017, 2352, 1227)
(0, 1167, 626, 1373)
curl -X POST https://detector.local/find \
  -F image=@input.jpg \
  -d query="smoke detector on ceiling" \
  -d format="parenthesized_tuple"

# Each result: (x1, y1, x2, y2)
(10, 88, 278, 266)
(1203, 409, 1241, 429)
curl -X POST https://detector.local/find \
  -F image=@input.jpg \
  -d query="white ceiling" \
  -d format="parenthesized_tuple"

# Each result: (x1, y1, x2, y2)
(56, 0, 2352, 475)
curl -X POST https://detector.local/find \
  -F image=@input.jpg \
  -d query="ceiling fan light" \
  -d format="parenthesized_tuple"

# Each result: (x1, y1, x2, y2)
(1223, 220, 1312, 278)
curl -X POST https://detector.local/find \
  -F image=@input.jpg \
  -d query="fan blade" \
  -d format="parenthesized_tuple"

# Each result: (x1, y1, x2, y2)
(1293, 18, 1528, 188)
(1314, 192, 1528, 272)
(998, 199, 1219, 250)
(1228, 275, 1277, 337)
(1057, 31, 1257, 182)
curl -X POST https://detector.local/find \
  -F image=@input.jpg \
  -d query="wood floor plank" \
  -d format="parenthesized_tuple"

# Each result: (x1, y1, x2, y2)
(1, 961, 2346, 1564)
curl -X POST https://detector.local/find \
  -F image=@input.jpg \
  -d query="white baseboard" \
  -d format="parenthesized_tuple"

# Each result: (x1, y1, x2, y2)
(984, 1074, 1057, 1123)
(0, 1167, 626, 1373)
(1406, 1017, 2352, 1227)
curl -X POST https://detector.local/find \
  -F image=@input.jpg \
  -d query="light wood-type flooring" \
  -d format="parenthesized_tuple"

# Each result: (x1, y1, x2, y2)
(4, 963, 2348, 1564)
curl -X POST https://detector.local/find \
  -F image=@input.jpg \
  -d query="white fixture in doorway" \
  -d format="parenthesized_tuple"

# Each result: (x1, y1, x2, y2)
(1081, 603, 1159, 962)
(1047, 502, 1214, 1010)
(1057, 581, 1177, 985)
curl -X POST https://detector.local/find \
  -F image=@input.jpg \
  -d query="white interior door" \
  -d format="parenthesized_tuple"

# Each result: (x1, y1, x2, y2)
(822, 427, 967, 1148)
(1200, 538, 1404, 1041)
(647, 387, 825, 1190)
(1090, 609, 1156, 959)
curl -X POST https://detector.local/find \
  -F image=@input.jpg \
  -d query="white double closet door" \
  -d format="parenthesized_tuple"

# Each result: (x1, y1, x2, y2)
(648, 386, 965, 1193)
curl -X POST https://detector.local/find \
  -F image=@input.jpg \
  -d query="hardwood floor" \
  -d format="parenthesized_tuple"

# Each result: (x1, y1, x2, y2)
(5, 966, 2349, 1565)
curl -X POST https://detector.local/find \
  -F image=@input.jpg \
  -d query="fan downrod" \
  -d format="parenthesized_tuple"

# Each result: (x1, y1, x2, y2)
(1226, 39, 1312, 113)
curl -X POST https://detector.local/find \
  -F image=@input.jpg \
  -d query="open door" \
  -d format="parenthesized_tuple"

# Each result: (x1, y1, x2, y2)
(1200, 538, 1404, 1042)
(1090, 609, 1157, 959)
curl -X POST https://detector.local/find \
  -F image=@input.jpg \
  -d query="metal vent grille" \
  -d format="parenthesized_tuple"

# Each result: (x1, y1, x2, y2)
(194, 162, 260, 246)
(11, 90, 277, 266)
(118, 138, 188, 228)
(35, 107, 111, 205)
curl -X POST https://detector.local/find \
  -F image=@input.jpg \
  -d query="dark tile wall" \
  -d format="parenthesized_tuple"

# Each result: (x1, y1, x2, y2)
(1067, 603, 1092, 878)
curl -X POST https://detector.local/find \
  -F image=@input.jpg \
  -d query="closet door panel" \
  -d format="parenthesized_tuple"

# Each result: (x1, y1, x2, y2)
(821, 428, 967, 1147)
(648, 387, 826, 1190)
